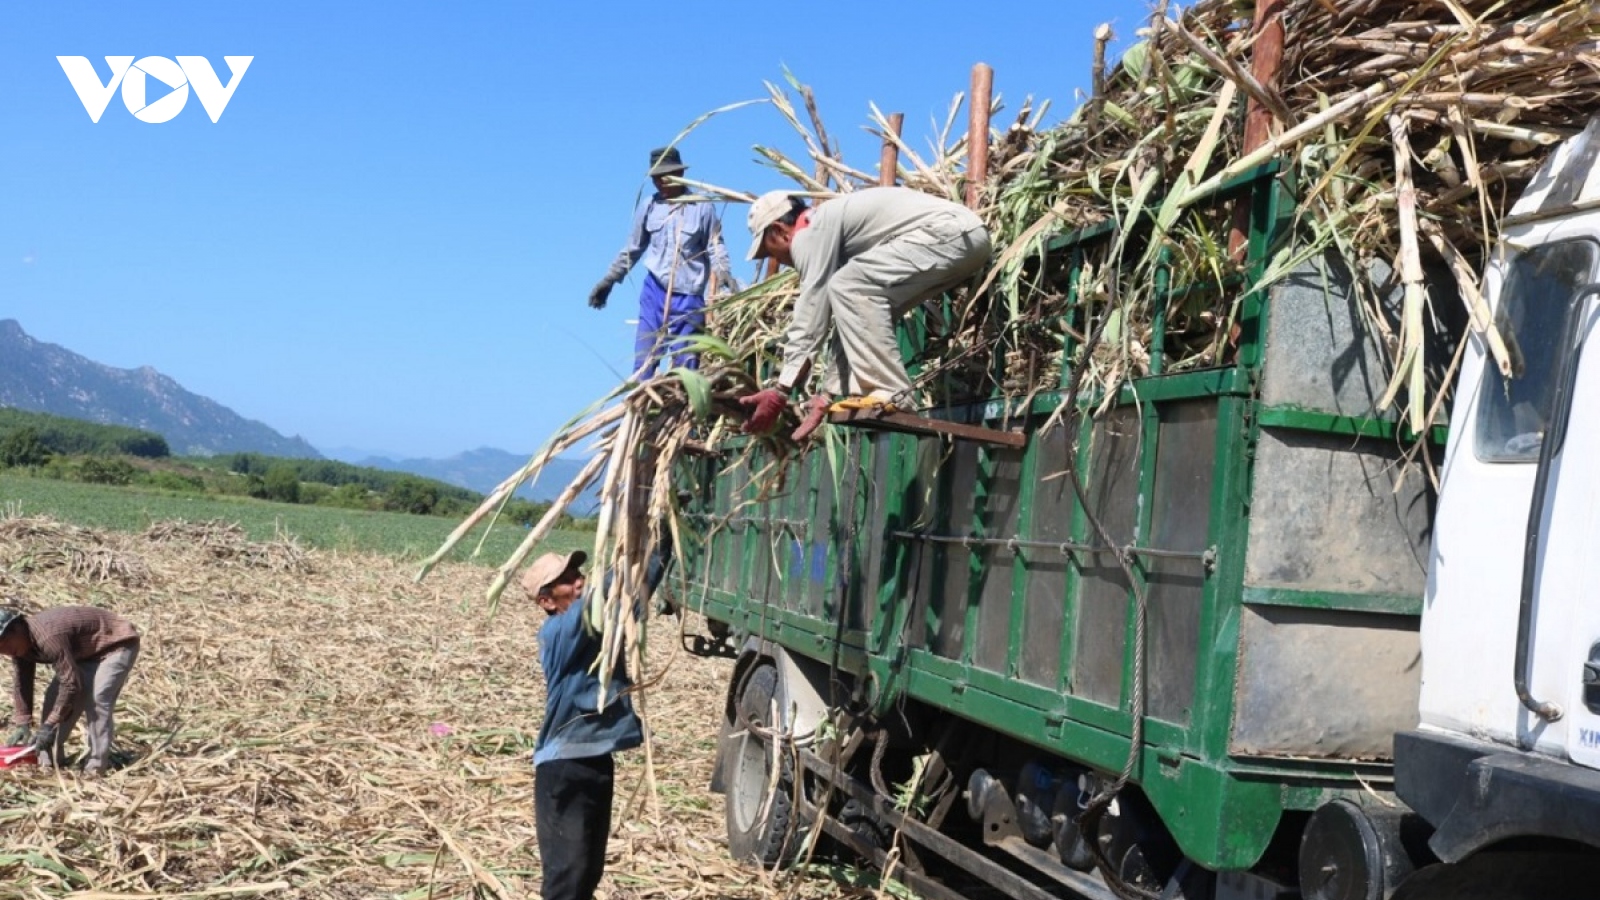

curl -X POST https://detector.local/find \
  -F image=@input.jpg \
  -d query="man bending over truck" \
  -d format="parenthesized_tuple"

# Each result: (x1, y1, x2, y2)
(737, 186, 992, 441)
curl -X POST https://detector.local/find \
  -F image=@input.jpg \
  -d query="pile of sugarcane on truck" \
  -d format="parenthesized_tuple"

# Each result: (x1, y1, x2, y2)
(674, 94, 1600, 900)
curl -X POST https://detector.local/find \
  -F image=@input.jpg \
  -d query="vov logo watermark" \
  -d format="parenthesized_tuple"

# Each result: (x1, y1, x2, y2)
(57, 56, 253, 123)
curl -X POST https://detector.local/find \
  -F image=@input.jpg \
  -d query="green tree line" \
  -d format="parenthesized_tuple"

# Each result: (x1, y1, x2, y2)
(0, 409, 578, 528)
(0, 408, 169, 459)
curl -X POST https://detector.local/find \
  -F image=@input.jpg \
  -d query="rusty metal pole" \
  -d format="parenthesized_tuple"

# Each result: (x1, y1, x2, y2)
(1229, 0, 1284, 259)
(879, 112, 905, 187)
(966, 64, 993, 209)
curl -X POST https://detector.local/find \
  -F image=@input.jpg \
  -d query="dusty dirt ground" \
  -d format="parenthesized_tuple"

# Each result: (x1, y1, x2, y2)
(0, 517, 854, 900)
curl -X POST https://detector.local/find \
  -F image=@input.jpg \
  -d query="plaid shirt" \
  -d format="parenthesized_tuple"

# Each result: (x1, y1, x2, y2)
(10, 606, 140, 727)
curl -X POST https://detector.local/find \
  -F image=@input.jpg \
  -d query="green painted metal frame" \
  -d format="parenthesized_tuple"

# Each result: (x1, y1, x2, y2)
(682, 160, 1424, 872)
(1256, 404, 1449, 446)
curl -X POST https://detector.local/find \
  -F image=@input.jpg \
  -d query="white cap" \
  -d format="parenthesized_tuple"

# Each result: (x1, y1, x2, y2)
(746, 190, 798, 260)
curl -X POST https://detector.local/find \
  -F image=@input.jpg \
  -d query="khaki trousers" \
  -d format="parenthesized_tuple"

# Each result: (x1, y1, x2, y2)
(822, 210, 991, 399)
(40, 639, 139, 772)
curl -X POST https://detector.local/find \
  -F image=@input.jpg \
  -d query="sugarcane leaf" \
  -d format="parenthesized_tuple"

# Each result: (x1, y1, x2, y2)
(667, 367, 713, 419)
(672, 332, 735, 362)
(0, 853, 89, 885)
(1104, 307, 1124, 343)
(1119, 40, 1149, 84)
(1101, 100, 1136, 128)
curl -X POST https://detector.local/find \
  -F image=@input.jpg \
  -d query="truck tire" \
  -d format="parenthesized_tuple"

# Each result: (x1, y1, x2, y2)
(724, 661, 799, 867)
(1389, 850, 1600, 900)
(835, 795, 891, 857)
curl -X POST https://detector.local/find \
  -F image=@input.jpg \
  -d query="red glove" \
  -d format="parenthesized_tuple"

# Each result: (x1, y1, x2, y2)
(791, 395, 830, 442)
(738, 389, 786, 434)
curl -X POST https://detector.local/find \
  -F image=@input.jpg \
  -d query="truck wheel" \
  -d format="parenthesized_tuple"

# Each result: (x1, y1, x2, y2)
(835, 796, 891, 857)
(724, 662, 798, 867)
(1390, 851, 1600, 900)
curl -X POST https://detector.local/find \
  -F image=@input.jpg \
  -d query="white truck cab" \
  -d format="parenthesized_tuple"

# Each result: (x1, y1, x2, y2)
(1397, 115, 1600, 863)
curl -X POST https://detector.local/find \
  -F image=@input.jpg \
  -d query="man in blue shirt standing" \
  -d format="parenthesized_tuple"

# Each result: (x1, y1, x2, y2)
(522, 550, 643, 900)
(588, 147, 738, 376)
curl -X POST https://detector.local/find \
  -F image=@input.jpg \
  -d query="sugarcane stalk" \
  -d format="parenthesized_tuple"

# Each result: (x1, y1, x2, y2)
(799, 84, 836, 188)
(1170, 15, 1292, 126)
(415, 405, 626, 579)
(1375, 113, 1428, 431)
(765, 79, 828, 166)
(1144, 79, 1239, 274)
(1462, 119, 1572, 145)
(664, 178, 754, 203)
(1084, 24, 1114, 136)
(587, 409, 640, 629)
(752, 145, 831, 193)
(1421, 218, 1514, 378)
(810, 153, 875, 189)
(482, 449, 609, 612)
(1176, 70, 1410, 209)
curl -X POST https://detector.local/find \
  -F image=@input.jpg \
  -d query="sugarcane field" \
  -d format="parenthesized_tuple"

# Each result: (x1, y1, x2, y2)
(6, 0, 1600, 899)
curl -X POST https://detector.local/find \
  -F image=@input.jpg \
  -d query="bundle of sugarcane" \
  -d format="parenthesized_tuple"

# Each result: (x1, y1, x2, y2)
(414, 329, 793, 700)
(681, 0, 1597, 423)
(424, 0, 1598, 689)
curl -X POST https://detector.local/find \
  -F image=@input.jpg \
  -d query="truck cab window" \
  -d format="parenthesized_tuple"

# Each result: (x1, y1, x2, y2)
(1474, 240, 1599, 462)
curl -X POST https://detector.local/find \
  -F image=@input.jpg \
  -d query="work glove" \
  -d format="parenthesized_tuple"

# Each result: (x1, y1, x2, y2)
(30, 722, 57, 753)
(791, 395, 831, 442)
(3, 724, 30, 746)
(588, 281, 613, 310)
(738, 389, 787, 434)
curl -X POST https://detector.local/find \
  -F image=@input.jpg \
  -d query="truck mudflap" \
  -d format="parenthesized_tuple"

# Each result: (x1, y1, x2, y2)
(1395, 729, 1600, 862)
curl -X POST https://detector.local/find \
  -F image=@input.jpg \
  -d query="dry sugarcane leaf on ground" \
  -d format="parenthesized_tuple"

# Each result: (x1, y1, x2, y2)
(0, 515, 864, 900)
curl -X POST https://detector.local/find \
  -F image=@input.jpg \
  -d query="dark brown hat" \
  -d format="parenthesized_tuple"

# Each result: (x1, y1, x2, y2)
(648, 146, 687, 176)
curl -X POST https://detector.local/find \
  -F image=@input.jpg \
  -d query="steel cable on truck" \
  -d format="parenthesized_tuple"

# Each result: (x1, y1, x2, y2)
(1052, 284, 1162, 900)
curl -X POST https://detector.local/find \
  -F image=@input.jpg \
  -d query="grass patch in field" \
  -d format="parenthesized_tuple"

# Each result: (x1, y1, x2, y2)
(0, 472, 587, 564)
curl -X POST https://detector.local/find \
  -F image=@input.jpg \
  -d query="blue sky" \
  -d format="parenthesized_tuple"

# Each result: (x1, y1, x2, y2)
(1, 1, 1156, 460)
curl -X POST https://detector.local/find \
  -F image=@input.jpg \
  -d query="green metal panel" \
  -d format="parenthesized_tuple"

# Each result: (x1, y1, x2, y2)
(1186, 394, 1253, 767)
(898, 650, 1284, 869)
(1256, 404, 1449, 446)
(1242, 586, 1423, 617)
(1006, 438, 1040, 680)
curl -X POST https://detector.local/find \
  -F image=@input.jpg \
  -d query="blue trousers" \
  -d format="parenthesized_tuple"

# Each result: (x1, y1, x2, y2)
(635, 272, 705, 375)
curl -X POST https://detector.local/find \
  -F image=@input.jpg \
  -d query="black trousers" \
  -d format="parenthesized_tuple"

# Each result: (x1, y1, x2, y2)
(535, 755, 615, 900)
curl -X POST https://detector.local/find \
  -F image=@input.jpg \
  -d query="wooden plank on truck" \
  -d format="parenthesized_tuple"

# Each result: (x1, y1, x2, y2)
(826, 407, 1027, 448)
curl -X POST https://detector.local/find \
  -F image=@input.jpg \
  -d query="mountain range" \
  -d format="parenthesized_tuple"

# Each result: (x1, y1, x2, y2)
(0, 319, 320, 458)
(338, 447, 599, 511)
(0, 318, 594, 506)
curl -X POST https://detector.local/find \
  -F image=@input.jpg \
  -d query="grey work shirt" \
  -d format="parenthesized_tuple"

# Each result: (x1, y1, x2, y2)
(777, 187, 981, 389)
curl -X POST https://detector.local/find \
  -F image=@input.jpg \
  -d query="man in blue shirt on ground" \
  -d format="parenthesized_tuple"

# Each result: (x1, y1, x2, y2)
(522, 549, 643, 900)
(588, 147, 738, 377)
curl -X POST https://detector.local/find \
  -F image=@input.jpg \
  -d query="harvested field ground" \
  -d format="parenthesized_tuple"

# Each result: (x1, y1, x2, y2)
(0, 516, 844, 900)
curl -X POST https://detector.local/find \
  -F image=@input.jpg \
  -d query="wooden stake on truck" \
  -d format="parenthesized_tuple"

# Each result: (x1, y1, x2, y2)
(879, 112, 904, 188)
(967, 63, 993, 209)
(1228, 0, 1284, 260)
